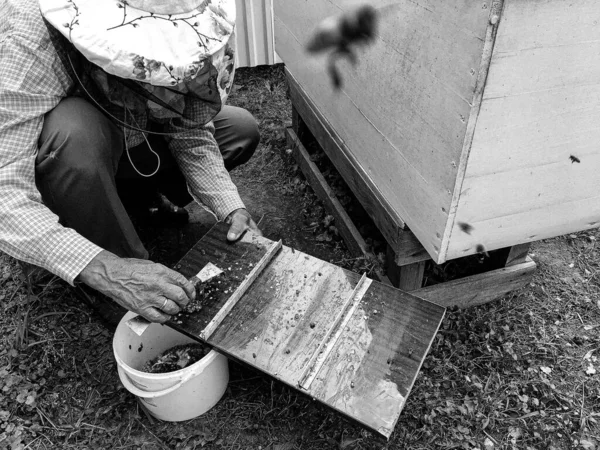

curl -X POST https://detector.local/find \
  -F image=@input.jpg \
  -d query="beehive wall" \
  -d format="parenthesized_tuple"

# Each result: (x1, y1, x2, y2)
(275, 0, 493, 262)
(445, 0, 600, 260)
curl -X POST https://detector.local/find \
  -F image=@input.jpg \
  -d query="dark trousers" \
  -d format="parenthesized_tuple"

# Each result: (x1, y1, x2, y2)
(35, 97, 259, 260)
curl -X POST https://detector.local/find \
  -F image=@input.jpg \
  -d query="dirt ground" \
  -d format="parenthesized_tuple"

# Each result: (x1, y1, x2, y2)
(1, 65, 599, 450)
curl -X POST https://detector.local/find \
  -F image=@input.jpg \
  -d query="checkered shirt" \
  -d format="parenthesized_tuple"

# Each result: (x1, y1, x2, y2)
(0, 0, 245, 285)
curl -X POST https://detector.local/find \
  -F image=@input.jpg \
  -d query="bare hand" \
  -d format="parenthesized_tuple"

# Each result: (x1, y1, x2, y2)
(78, 251, 196, 323)
(225, 208, 262, 241)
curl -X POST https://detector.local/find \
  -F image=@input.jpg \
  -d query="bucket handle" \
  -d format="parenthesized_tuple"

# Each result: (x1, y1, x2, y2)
(117, 365, 203, 399)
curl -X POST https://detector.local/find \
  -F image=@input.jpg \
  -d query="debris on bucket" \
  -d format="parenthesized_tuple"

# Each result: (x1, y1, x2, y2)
(142, 344, 210, 374)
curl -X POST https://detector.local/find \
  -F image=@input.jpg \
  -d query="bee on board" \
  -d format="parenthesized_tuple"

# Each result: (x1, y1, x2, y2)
(305, 4, 379, 90)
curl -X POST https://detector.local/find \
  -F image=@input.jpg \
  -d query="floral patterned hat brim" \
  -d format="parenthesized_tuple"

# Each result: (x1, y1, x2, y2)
(40, 0, 236, 87)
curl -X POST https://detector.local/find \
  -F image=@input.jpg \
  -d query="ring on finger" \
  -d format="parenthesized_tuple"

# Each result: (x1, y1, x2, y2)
(161, 298, 168, 311)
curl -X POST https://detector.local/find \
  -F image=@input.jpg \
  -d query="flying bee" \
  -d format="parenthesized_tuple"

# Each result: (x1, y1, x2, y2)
(305, 4, 379, 90)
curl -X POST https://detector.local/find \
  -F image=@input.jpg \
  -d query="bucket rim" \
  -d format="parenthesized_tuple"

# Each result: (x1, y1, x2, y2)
(113, 311, 220, 380)
(114, 348, 223, 379)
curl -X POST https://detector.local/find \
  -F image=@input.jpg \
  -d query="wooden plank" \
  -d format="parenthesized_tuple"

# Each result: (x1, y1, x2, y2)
(286, 71, 406, 253)
(168, 229, 270, 336)
(394, 231, 431, 267)
(287, 124, 397, 285)
(171, 223, 446, 438)
(446, 195, 600, 261)
(308, 274, 445, 437)
(446, 0, 600, 261)
(199, 239, 282, 340)
(276, 0, 493, 263)
(298, 273, 372, 390)
(414, 258, 536, 308)
(505, 243, 530, 267)
(209, 246, 359, 382)
(287, 127, 369, 257)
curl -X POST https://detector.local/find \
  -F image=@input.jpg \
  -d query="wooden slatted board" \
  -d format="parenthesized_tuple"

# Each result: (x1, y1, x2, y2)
(167, 223, 445, 438)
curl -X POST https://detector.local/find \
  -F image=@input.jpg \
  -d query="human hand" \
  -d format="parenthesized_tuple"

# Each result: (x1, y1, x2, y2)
(225, 208, 262, 241)
(78, 251, 196, 323)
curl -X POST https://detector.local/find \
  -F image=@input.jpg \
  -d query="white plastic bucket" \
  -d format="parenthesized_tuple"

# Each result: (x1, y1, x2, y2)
(113, 312, 229, 421)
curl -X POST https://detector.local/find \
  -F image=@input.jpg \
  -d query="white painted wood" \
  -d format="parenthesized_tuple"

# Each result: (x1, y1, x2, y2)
(275, 0, 492, 263)
(235, 0, 279, 67)
(446, 0, 600, 260)
(277, 0, 600, 263)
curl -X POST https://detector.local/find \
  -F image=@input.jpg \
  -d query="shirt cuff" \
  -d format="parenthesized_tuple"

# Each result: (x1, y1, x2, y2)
(211, 195, 246, 222)
(44, 231, 104, 286)
(218, 200, 247, 222)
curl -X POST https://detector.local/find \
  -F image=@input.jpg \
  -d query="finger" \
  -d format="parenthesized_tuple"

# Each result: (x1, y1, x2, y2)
(227, 215, 250, 241)
(247, 220, 263, 237)
(141, 308, 171, 324)
(156, 297, 181, 315)
(163, 270, 196, 303)
(161, 285, 190, 309)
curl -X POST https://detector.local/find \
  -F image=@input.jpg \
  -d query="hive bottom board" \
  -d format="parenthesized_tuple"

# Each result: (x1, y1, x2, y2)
(167, 223, 445, 438)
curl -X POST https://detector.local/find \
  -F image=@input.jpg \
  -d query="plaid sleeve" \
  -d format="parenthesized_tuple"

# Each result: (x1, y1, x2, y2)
(0, 34, 103, 285)
(166, 117, 245, 221)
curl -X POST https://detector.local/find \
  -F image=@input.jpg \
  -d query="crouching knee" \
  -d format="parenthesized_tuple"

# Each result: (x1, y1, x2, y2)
(36, 97, 123, 178)
(219, 107, 260, 171)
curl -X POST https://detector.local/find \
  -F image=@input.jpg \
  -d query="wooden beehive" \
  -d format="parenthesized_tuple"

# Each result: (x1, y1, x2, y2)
(274, 0, 600, 264)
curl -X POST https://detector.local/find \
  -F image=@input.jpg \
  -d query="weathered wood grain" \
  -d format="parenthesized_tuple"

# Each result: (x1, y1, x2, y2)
(446, 0, 600, 260)
(171, 223, 445, 438)
(200, 239, 282, 340)
(397, 262, 427, 292)
(308, 276, 445, 437)
(414, 258, 536, 308)
(275, 0, 494, 262)
(298, 273, 372, 390)
(167, 229, 269, 338)
(212, 245, 360, 382)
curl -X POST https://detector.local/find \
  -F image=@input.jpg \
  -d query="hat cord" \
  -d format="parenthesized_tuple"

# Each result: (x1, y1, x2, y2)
(123, 106, 161, 178)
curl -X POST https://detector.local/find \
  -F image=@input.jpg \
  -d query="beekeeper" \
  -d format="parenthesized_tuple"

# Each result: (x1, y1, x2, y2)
(0, 0, 261, 325)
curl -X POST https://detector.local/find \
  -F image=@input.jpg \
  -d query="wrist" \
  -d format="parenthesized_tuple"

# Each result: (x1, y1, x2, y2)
(225, 208, 249, 223)
(77, 250, 117, 289)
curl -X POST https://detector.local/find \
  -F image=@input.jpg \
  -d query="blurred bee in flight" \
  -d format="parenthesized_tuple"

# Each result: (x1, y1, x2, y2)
(305, 4, 379, 90)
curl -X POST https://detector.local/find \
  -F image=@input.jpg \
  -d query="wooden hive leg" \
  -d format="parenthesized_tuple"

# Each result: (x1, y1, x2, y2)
(505, 243, 531, 267)
(385, 244, 430, 292)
